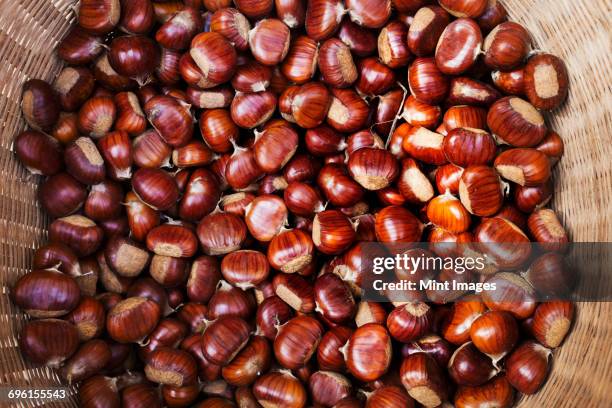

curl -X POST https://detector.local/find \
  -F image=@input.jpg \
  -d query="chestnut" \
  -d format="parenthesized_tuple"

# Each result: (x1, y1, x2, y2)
(60, 339, 111, 384)
(58, 26, 105, 65)
(313, 210, 357, 255)
(253, 371, 307, 408)
(345, 323, 392, 382)
(439, 0, 488, 18)
(366, 385, 412, 408)
(375, 205, 424, 242)
(249, 19, 291, 65)
(272, 272, 315, 313)
(487, 96, 547, 147)
(409, 58, 449, 105)
(105, 236, 150, 277)
(408, 6, 451, 57)
(132, 167, 179, 211)
(201, 316, 251, 365)
(494, 148, 551, 186)
(454, 376, 514, 408)
(524, 53, 569, 110)
(268, 228, 314, 273)
(222, 335, 271, 386)
(156, 8, 202, 51)
(505, 341, 551, 394)
(13, 130, 63, 176)
(448, 342, 498, 386)
(470, 311, 518, 360)
(146, 224, 198, 258)
(64, 137, 106, 185)
(401, 95, 441, 129)
(108, 35, 160, 79)
(400, 352, 448, 407)
(145, 347, 198, 386)
(444, 127, 497, 167)
(326, 87, 370, 133)
(447, 77, 502, 107)
(12, 268, 80, 318)
(458, 165, 503, 217)
(144, 95, 194, 147)
(309, 371, 353, 407)
(49, 215, 104, 256)
(355, 57, 396, 96)
(253, 125, 299, 173)
(402, 126, 447, 165)
(492, 67, 525, 95)
(256, 296, 294, 340)
(245, 194, 288, 242)
(210, 8, 251, 52)
(348, 147, 399, 191)
(435, 18, 483, 75)
(231, 91, 277, 129)
(197, 212, 247, 255)
(387, 302, 433, 343)
(315, 273, 356, 324)
(106, 297, 161, 343)
(21, 79, 60, 132)
(79, 376, 120, 408)
(19, 318, 79, 367)
(274, 315, 323, 369)
(532, 301, 574, 348)
(305, 0, 345, 41)
(189, 32, 237, 88)
(484, 22, 531, 70)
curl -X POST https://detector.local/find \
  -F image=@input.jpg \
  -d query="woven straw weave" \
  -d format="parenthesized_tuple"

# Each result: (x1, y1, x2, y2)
(0, 0, 610, 407)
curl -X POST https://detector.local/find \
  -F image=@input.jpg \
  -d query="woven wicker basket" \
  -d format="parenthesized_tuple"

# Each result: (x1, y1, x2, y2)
(0, 0, 610, 407)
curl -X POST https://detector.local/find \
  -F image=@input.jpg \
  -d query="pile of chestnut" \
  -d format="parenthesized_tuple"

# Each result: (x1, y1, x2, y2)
(11, 0, 575, 407)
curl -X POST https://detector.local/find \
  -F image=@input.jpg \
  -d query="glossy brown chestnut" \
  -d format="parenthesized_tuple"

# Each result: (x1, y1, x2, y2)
(454, 376, 514, 408)
(319, 38, 358, 88)
(448, 342, 498, 386)
(305, 0, 345, 41)
(487, 96, 546, 147)
(483, 22, 531, 70)
(274, 315, 323, 369)
(253, 371, 307, 408)
(58, 26, 105, 65)
(345, 323, 392, 382)
(272, 272, 315, 313)
(210, 8, 251, 51)
(19, 318, 79, 368)
(532, 301, 574, 348)
(444, 127, 497, 167)
(348, 147, 399, 191)
(326, 87, 370, 133)
(201, 316, 251, 365)
(249, 19, 291, 66)
(78, 0, 120, 34)
(144, 95, 193, 147)
(345, 0, 391, 29)
(439, 0, 488, 18)
(494, 148, 551, 186)
(458, 165, 503, 217)
(408, 58, 449, 105)
(49, 215, 104, 256)
(146, 224, 198, 258)
(132, 168, 179, 211)
(222, 335, 271, 386)
(408, 6, 451, 57)
(505, 341, 551, 394)
(397, 159, 435, 205)
(312, 210, 356, 255)
(443, 105, 488, 131)
(402, 126, 447, 165)
(387, 302, 433, 343)
(435, 18, 483, 75)
(108, 35, 160, 78)
(12, 268, 80, 318)
(267, 228, 314, 273)
(400, 352, 449, 407)
(231, 91, 277, 129)
(447, 77, 502, 107)
(492, 67, 525, 95)
(469, 311, 518, 359)
(256, 296, 294, 340)
(189, 32, 237, 87)
(197, 212, 247, 255)
(280, 36, 319, 84)
(106, 297, 161, 343)
(245, 194, 288, 242)
(276, 0, 306, 28)
(59, 339, 111, 384)
(145, 347, 198, 386)
(355, 57, 396, 96)
(315, 273, 356, 324)
(79, 375, 120, 408)
(524, 53, 569, 110)
(156, 8, 202, 51)
(14, 130, 63, 175)
(401, 95, 441, 129)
